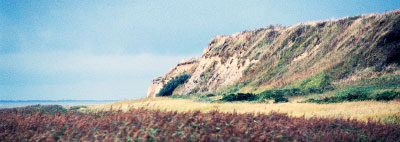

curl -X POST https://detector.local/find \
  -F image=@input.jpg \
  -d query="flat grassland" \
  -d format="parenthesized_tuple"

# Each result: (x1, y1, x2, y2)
(86, 97, 400, 124)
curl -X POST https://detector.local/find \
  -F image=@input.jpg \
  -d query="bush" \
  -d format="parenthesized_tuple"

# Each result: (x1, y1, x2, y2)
(273, 94, 289, 103)
(259, 88, 326, 99)
(157, 74, 190, 97)
(70, 105, 88, 110)
(374, 91, 400, 101)
(306, 87, 400, 104)
(280, 88, 305, 96)
(337, 88, 370, 101)
(220, 93, 258, 102)
(260, 89, 301, 98)
(303, 87, 325, 94)
(306, 87, 372, 103)
(259, 90, 289, 103)
(205, 94, 216, 97)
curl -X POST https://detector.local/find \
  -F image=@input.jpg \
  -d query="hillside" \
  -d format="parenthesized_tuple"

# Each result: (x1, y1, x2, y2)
(147, 10, 400, 98)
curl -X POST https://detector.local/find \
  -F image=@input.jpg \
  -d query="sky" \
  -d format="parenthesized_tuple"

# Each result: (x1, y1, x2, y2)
(1, 0, 399, 100)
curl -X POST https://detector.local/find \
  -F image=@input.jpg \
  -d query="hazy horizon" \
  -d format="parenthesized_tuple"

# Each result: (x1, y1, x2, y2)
(1, 0, 400, 100)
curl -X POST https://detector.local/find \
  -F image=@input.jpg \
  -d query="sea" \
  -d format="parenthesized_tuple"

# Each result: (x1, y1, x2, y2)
(0, 100, 120, 109)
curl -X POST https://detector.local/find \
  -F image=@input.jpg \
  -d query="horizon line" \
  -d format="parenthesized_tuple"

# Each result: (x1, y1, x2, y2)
(0, 100, 122, 102)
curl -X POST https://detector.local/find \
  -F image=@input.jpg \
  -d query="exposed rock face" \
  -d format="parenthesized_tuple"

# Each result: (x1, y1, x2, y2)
(147, 58, 199, 97)
(147, 10, 400, 97)
(146, 77, 163, 98)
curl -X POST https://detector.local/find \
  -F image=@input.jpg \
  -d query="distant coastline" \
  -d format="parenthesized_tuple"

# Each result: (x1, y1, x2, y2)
(0, 100, 120, 108)
(0, 100, 120, 102)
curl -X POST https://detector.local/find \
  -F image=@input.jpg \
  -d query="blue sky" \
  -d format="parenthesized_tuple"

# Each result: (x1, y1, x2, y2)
(1, 0, 399, 100)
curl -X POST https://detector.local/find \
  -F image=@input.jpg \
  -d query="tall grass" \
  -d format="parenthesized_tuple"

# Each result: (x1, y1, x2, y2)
(1, 106, 400, 141)
(87, 97, 400, 124)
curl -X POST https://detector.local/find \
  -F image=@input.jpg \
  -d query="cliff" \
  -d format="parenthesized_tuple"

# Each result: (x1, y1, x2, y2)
(147, 10, 400, 98)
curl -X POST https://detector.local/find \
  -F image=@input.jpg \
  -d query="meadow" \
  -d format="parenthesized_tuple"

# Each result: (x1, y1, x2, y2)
(1, 105, 400, 141)
(86, 97, 400, 124)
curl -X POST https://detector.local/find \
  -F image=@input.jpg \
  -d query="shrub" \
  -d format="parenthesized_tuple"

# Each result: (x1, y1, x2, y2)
(374, 91, 400, 101)
(157, 74, 190, 97)
(220, 93, 258, 102)
(259, 90, 289, 103)
(305, 98, 323, 103)
(337, 87, 370, 101)
(273, 94, 289, 103)
(260, 88, 326, 99)
(306, 87, 372, 103)
(282, 88, 305, 96)
(303, 87, 325, 94)
(260, 89, 297, 99)
(205, 94, 216, 97)
(70, 105, 88, 110)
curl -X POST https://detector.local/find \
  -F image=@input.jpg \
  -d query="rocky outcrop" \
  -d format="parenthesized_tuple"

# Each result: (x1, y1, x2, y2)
(147, 10, 400, 97)
(146, 77, 163, 98)
(147, 58, 199, 97)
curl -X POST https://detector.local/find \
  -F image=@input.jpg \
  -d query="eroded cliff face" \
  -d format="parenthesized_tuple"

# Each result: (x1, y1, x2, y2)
(147, 10, 400, 97)
(146, 58, 200, 97)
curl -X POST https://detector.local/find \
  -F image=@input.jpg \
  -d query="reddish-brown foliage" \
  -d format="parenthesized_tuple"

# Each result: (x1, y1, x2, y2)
(1, 106, 399, 142)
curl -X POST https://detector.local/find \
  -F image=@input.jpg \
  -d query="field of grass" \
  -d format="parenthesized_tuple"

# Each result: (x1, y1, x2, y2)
(2, 105, 400, 141)
(86, 97, 400, 124)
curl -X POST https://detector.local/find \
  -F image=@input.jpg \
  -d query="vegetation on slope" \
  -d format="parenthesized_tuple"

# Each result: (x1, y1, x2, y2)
(305, 73, 400, 103)
(2, 106, 400, 141)
(306, 89, 400, 103)
(148, 10, 400, 98)
(162, 10, 400, 97)
(157, 73, 190, 96)
(214, 72, 400, 103)
(220, 93, 258, 102)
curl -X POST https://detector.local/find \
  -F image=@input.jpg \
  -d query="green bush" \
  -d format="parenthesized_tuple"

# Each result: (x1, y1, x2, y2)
(374, 91, 400, 101)
(337, 88, 371, 101)
(305, 98, 323, 103)
(70, 105, 88, 110)
(303, 88, 325, 94)
(273, 94, 289, 103)
(205, 94, 216, 97)
(306, 87, 372, 103)
(259, 90, 290, 103)
(260, 88, 304, 98)
(259, 90, 278, 99)
(220, 93, 258, 102)
(157, 74, 190, 97)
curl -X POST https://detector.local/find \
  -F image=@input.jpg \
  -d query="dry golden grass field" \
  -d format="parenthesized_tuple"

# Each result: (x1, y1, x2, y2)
(85, 97, 400, 124)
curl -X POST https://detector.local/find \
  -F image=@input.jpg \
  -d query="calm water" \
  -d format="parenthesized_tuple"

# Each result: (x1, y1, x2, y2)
(0, 100, 120, 108)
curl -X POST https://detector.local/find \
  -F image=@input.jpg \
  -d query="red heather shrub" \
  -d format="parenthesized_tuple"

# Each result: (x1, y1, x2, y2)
(0, 106, 399, 142)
